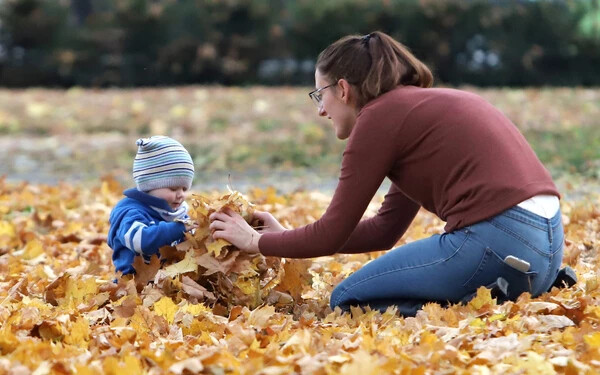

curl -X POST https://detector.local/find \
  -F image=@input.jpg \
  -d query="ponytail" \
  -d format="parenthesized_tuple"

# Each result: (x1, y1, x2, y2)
(316, 31, 433, 107)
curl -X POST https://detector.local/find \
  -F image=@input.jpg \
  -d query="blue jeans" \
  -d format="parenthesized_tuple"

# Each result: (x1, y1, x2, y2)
(330, 206, 564, 316)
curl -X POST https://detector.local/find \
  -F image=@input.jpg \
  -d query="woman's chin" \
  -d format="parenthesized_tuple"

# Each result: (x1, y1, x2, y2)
(336, 131, 350, 140)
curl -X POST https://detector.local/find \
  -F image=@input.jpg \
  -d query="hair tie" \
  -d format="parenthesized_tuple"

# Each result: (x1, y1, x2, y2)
(362, 34, 371, 44)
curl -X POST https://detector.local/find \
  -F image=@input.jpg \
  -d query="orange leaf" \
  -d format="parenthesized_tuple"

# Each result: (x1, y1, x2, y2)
(133, 255, 161, 290)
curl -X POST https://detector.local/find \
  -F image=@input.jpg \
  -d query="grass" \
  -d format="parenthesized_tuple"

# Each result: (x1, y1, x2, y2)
(0, 86, 598, 187)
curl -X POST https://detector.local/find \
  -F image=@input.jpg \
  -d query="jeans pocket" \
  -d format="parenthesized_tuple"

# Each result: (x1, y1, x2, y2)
(462, 247, 538, 300)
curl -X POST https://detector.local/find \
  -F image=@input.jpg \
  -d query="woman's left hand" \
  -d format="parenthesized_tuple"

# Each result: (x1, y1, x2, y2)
(209, 207, 261, 253)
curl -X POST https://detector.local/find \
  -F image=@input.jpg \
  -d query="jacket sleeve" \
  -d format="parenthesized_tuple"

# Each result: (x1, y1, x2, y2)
(259, 105, 409, 258)
(116, 210, 186, 256)
(338, 184, 420, 253)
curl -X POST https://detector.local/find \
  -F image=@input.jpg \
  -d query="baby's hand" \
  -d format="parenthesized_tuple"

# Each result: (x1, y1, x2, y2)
(184, 222, 199, 232)
(175, 218, 199, 232)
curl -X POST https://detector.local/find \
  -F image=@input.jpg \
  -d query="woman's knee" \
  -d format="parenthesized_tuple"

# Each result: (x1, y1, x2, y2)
(329, 282, 350, 310)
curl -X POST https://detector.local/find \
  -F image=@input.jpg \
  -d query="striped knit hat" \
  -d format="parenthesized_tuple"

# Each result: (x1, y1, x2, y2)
(133, 136, 194, 192)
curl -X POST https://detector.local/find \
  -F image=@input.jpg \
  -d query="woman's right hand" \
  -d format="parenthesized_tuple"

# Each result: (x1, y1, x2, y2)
(252, 210, 287, 233)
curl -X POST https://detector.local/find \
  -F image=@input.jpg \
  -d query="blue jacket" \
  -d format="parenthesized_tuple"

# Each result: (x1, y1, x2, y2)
(108, 188, 188, 275)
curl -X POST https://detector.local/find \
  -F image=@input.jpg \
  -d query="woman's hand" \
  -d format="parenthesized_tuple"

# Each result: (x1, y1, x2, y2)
(252, 210, 287, 233)
(209, 207, 261, 253)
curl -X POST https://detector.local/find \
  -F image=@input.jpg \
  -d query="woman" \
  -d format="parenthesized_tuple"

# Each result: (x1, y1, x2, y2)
(209, 31, 565, 316)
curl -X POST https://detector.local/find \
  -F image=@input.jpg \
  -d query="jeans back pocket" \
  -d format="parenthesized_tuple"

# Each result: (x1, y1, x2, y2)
(462, 247, 537, 300)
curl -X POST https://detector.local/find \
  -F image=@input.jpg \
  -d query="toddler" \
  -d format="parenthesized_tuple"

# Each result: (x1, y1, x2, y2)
(108, 136, 196, 275)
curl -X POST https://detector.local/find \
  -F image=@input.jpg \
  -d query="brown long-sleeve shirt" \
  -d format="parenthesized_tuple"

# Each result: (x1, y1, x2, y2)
(259, 86, 559, 258)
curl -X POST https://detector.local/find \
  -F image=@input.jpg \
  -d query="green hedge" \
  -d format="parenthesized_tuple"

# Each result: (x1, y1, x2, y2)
(1, 0, 599, 87)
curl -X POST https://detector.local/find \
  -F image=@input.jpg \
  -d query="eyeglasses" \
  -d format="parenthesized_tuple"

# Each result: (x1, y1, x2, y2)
(308, 83, 336, 107)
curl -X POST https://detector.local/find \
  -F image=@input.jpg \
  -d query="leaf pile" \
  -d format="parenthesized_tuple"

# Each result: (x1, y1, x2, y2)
(1, 177, 600, 374)
(131, 189, 309, 311)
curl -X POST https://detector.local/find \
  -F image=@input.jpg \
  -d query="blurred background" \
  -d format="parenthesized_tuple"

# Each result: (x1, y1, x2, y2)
(1, 0, 600, 87)
(0, 0, 599, 193)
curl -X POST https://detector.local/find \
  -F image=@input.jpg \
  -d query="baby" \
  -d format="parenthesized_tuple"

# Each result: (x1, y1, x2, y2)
(108, 136, 197, 276)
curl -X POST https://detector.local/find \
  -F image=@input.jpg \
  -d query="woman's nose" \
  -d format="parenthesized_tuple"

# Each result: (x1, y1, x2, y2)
(318, 105, 327, 117)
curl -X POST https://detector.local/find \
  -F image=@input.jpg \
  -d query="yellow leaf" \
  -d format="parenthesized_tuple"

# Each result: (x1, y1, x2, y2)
(153, 296, 179, 324)
(340, 349, 379, 375)
(23, 239, 44, 260)
(161, 250, 198, 277)
(63, 221, 83, 236)
(122, 355, 143, 374)
(513, 351, 556, 375)
(0, 220, 16, 244)
(0, 325, 19, 354)
(585, 276, 599, 293)
(235, 277, 259, 295)
(584, 332, 600, 349)
(74, 365, 96, 375)
(206, 237, 229, 257)
(274, 259, 312, 302)
(37, 320, 65, 341)
(21, 296, 50, 310)
(281, 329, 313, 354)
(103, 357, 120, 375)
(128, 309, 150, 335)
(64, 275, 98, 307)
(584, 305, 600, 320)
(468, 286, 495, 310)
(182, 303, 211, 316)
(248, 305, 275, 329)
(488, 313, 506, 322)
(63, 316, 90, 348)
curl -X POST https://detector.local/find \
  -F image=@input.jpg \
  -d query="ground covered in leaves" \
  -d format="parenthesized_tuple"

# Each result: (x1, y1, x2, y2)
(1, 177, 599, 374)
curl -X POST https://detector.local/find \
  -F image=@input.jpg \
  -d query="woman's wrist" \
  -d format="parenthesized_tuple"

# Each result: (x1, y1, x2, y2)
(251, 232, 262, 253)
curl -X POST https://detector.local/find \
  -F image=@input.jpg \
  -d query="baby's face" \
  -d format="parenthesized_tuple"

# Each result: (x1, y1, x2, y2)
(147, 186, 188, 210)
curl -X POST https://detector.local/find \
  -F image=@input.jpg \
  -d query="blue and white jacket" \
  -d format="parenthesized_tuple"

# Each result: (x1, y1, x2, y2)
(108, 188, 189, 275)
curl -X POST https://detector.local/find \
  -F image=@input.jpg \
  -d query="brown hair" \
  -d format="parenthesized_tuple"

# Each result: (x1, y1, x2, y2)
(316, 31, 433, 108)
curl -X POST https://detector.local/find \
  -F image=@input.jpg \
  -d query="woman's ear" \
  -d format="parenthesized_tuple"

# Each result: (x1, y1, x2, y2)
(337, 79, 355, 106)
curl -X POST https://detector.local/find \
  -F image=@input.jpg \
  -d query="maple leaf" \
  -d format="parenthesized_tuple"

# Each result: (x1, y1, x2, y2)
(22, 238, 44, 260)
(265, 290, 294, 306)
(33, 319, 66, 341)
(228, 254, 258, 278)
(113, 295, 139, 319)
(195, 252, 232, 275)
(275, 259, 313, 302)
(132, 254, 161, 290)
(181, 276, 216, 302)
(63, 316, 90, 348)
(0, 220, 17, 250)
(205, 237, 230, 257)
(248, 305, 275, 329)
(159, 250, 199, 278)
(233, 277, 262, 308)
(468, 286, 496, 310)
(44, 274, 69, 306)
(153, 296, 179, 324)
(159, 245, 186, 263)
(64, 275, 98, 307)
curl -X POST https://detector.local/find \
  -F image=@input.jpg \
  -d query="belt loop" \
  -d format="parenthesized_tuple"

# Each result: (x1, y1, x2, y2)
(547, 218, 553, 244)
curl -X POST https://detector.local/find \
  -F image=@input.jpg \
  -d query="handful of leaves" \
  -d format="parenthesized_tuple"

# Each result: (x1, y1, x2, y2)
(132, 190, 309, 310)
